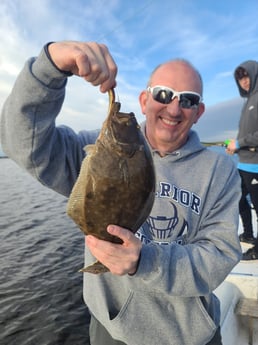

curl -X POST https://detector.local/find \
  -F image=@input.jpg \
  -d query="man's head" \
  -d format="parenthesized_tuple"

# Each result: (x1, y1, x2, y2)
(234, 61, 258, 97)
(234, 67, 250, 92)
(139, 59, 205, 155)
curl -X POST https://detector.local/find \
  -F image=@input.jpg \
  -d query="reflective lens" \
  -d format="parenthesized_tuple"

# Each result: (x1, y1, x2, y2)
(147, 85, 202, 109)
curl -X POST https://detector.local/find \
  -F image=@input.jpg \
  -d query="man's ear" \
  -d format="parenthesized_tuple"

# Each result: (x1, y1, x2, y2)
(194, 102, 205, 124)
(139, 90, 147, 115)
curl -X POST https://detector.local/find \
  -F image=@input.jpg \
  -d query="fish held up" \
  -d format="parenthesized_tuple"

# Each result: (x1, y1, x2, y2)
(66, 89, 155, 274)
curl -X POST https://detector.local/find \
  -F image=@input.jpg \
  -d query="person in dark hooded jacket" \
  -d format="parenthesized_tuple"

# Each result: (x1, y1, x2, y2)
(227, 60, 258, 260)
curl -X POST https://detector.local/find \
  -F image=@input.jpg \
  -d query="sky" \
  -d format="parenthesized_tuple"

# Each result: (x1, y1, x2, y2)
(1, 0, 258, 151)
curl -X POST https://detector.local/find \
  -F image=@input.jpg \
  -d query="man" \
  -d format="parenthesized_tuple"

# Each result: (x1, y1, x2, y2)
(1, 41, 241, 345)
(227, 61, 258, 260)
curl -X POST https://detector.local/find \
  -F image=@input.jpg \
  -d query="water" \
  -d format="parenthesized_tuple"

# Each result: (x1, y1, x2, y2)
(0, 159, 90, 345)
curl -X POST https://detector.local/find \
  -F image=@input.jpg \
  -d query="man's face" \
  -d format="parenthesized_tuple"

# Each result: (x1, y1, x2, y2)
(238, 76, 250, 92)
(139, 61, 205, 155)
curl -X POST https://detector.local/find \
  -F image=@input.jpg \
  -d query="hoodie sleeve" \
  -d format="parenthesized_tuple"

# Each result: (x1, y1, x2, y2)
(0, 46, 88, 196)
(237, 100, 258, 148)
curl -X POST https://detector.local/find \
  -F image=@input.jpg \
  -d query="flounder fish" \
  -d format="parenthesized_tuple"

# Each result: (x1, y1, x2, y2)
(67, 89, 155, 274)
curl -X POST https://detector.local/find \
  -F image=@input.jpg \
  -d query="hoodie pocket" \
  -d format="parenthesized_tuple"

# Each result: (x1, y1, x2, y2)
(105, 290, 217, 345)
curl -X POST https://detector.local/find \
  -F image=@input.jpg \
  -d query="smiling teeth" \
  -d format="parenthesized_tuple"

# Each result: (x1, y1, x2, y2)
(162, 118, 178, 126)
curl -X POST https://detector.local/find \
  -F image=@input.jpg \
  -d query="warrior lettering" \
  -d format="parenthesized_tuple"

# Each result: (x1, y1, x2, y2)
(159, 182, 201, 214)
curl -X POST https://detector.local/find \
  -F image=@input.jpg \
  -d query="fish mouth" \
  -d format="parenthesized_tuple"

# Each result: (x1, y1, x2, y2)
(111, 112, 139, 142)
(113, 111, 135, 124)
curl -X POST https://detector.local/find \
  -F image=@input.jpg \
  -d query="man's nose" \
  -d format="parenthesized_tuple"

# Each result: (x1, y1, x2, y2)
(166, 97, 181, 114)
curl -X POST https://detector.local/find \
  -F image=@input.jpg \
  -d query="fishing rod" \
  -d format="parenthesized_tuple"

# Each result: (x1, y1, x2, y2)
(201, 141, 226, 147)
(201, 140, 258, 152)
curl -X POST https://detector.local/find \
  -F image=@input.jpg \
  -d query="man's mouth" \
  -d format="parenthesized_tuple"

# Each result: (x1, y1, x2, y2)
(161, 117, 179, 126)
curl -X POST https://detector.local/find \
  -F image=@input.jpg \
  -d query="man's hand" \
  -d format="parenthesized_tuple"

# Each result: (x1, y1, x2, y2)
(48, 41, 117, 92)
(85, 225, 142, 276)
(226, 139, 237, 155)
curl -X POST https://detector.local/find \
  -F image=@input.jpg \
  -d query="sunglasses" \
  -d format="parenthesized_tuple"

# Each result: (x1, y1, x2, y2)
(147, 85, 202, 109)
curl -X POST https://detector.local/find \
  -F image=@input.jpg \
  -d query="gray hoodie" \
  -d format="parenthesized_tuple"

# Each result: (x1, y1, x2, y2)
(0, 47, 241, 345)
(234, 60, 258, 164)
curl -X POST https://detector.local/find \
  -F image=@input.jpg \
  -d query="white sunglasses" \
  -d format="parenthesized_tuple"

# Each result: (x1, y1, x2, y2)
(147, 85, 202, 109)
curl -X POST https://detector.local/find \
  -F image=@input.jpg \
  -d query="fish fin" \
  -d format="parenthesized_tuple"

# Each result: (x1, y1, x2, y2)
(79, 261, 109, 274)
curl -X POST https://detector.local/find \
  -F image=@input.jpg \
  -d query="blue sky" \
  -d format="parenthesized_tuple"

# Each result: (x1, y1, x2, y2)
(1, 0, 258, 145)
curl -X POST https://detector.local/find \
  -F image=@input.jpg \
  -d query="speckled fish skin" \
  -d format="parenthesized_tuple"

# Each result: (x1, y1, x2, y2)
(67, 89, 155, 274)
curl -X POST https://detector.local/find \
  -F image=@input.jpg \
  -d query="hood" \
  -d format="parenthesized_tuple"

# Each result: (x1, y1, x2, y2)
(234, 60, 258, 97)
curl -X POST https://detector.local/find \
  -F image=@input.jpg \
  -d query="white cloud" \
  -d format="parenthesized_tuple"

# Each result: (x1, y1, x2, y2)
(0, 0, 258, 145)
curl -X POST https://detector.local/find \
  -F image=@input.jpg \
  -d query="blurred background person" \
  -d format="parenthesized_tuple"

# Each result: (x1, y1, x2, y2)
(227, 61, 258, 260)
